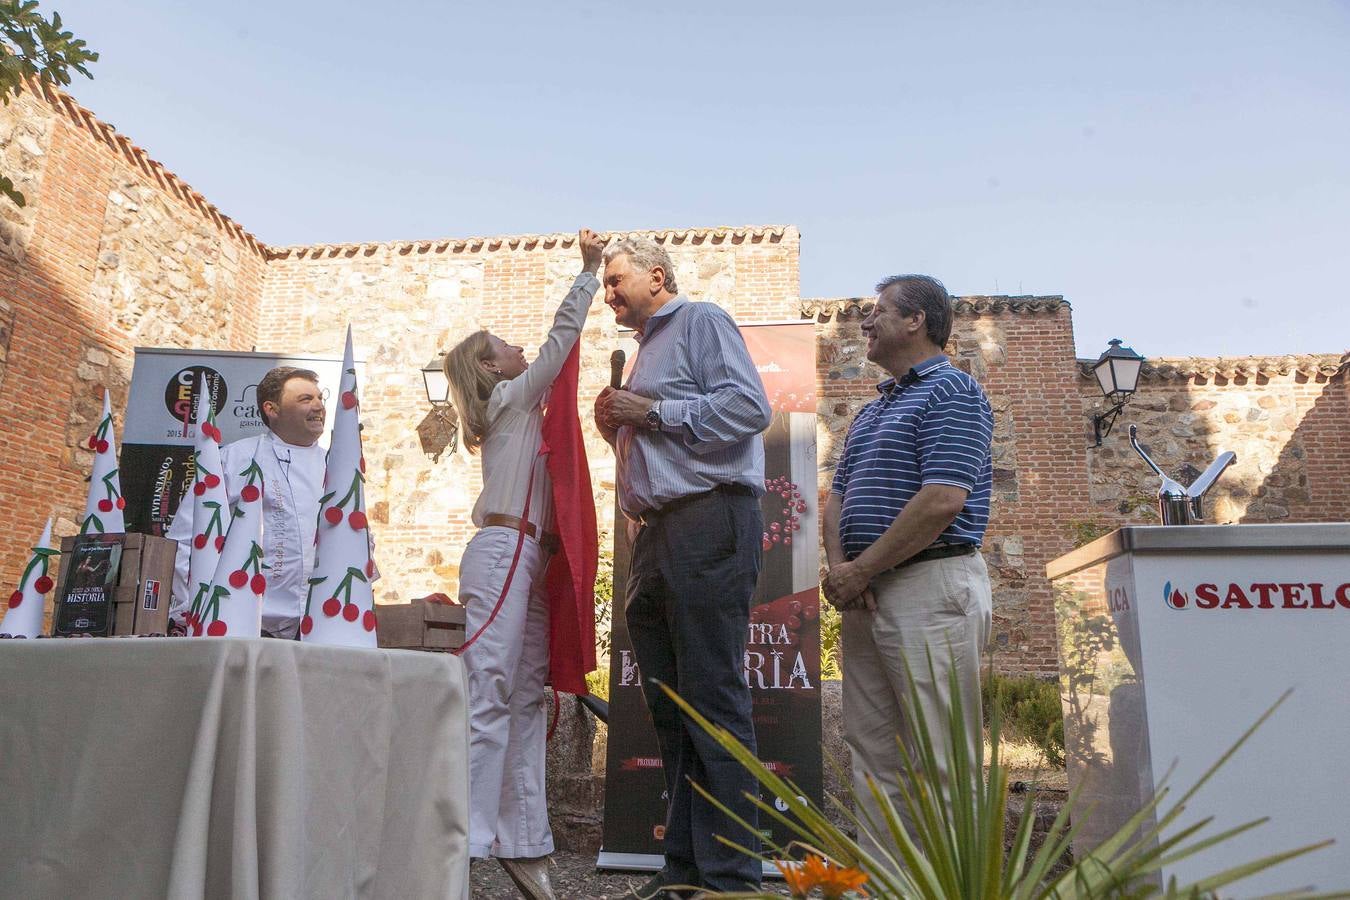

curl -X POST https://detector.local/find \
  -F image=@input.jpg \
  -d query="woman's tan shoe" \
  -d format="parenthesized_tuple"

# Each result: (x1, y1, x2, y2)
(498, 855, 555, 900)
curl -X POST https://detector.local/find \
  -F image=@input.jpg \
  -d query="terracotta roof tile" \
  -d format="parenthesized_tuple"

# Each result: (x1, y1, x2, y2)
(800, 296, 1069, 320)
(1076, 353, 1349, 381)
(265, 225, 796, 261)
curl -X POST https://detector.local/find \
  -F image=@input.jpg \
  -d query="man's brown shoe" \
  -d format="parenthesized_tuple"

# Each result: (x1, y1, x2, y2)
(626, 871, 699, 899)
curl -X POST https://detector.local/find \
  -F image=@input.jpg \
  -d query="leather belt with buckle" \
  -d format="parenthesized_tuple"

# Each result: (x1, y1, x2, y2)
(483, 513, 560, 554)
(891, 542, 978, 571)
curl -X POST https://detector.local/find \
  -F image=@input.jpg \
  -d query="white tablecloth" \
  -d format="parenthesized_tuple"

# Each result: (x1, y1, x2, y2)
(0, 638, 468, 899)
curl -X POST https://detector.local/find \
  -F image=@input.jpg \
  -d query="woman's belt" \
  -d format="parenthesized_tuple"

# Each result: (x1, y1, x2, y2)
(483, 513, 560, 554)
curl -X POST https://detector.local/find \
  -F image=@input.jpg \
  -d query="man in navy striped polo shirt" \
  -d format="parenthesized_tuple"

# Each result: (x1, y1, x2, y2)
(822, 274, 993, 856)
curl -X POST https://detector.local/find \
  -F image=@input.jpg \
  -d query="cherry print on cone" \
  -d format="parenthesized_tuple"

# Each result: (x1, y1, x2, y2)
(184, 375, 232, 636)
(1, 523, 58, 637)
(301, 326, 379, 648)
(79, 393, 127, 536)
(195, 446, 266, 638)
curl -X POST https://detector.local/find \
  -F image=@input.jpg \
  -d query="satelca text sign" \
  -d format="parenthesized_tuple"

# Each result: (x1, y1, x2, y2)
(1163, 579, 1350, 610)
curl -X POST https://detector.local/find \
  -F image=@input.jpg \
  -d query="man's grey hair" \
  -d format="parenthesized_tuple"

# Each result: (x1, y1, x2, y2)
(603, 236, 679, 294)
(875, 274, 954, 348)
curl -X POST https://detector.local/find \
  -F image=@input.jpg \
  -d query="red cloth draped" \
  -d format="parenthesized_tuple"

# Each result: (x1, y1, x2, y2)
(540, 341, 598, 694)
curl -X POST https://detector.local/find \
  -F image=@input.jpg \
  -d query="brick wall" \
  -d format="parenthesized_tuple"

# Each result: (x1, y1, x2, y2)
(0, 88, 266, 595)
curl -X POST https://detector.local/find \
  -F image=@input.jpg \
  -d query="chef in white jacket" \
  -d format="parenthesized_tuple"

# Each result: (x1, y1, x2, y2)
(168, 366, 329, 638)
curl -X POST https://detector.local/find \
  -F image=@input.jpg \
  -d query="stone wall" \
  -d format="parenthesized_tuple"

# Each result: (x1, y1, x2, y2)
(255, 227, 802, 604)
(0, 87, 266, 591)
(1081, 355, 1350, 529)
(254, 262, 1113, 676)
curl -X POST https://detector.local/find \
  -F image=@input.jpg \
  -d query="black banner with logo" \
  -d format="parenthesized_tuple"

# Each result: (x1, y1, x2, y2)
(120, 349, 346, 535)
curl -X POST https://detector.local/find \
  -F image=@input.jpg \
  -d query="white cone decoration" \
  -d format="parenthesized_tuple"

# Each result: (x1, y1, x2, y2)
(197, 453, 266, 638)
(183, 376, 232, 637)
(1, 519, 57, 637)
(81, 391, 126, 534)
(301, 327, 378, 647)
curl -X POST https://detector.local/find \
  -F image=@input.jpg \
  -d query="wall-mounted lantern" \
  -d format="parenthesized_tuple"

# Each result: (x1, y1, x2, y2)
(1090, 338, 1145, 446)
(422, 354, 450, 409)
(420, 353, 458, 456)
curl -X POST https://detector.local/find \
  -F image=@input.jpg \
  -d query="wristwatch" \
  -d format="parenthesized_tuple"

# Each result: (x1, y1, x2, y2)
(644, 401, 661, 430)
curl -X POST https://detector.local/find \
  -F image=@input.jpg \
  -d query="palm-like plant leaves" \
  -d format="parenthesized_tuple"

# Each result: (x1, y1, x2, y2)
(657, 644, 1340, 899)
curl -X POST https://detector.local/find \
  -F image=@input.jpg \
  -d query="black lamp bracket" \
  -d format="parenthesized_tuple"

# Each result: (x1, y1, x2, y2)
(1092, 394, 1131, 446)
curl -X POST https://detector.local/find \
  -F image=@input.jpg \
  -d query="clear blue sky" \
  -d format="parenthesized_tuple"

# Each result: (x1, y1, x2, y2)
(56, 0, 1350, 359)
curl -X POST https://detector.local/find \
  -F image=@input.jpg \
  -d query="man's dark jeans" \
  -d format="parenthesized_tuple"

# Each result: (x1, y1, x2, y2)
(625, 489, 763, 892)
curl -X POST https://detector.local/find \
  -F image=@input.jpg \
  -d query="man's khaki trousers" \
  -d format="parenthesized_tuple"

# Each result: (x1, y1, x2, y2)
(841, 551, 993, 859)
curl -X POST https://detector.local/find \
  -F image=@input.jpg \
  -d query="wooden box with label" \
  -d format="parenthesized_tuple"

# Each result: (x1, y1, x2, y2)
(54, 533, 177, 636)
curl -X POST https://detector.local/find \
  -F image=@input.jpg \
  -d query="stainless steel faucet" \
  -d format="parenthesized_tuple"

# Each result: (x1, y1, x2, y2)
(1128, 425, 1237, 525)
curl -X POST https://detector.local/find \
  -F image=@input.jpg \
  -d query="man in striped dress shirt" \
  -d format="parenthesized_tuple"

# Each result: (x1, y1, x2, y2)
(595, 236, 771, 897)
(822, 274, 994, 858)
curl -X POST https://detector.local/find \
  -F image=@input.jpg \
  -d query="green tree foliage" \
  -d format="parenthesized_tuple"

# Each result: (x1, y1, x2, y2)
(585, 549, 615, 699)
(0, 0, 97, 206)
(819, 594, 842, 681)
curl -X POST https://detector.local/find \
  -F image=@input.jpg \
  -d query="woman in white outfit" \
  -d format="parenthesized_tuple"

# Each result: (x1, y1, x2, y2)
(443, 228, 605, 900)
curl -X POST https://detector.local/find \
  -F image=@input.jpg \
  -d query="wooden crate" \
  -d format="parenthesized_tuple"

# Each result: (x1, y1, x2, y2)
(54, 533, 175, 636)
(375, 599, 466, 651)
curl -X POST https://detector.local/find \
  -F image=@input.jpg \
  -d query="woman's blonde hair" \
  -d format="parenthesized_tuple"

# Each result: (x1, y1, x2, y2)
(443, 330, 498, 453)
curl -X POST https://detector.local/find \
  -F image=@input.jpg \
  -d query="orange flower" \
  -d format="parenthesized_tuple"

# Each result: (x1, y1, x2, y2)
(777, 857, 816, 897)
(814, 858, 869, 899)
(775, 854, 869, 899)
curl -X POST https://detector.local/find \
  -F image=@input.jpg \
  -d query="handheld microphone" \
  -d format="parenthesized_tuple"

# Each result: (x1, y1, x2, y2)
(610, 349, 626, 391)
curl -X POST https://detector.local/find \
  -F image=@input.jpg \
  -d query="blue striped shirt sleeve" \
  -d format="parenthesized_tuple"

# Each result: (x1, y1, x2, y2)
(915, 383, 993, 492)
(658, 305, 771, 456)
